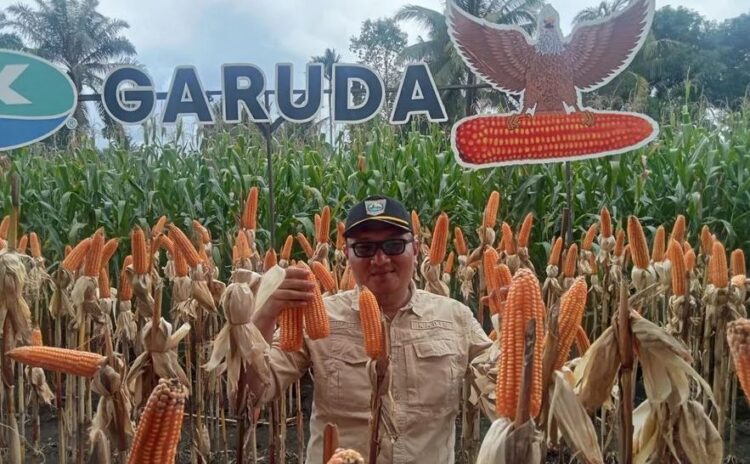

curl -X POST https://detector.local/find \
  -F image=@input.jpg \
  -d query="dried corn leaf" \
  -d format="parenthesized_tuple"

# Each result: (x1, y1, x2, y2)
(476, 419, 542, 464)
(548, 371, 603, 464)
(574, 326, 620, 412)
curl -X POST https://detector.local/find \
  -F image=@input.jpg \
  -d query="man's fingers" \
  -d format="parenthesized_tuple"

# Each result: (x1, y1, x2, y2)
(285, 267, 311, 280)
(272, 289, 315, 303)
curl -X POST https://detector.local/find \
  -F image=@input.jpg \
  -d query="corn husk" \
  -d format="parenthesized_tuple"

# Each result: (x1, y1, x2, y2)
(114, 301, 137, 349)
(27, 367, 54, 406)
(49, 268, 74, 319)
(420, 257, 449, 296)
(170, 276, 197, 325)
(0, 249, 32, 343)
(548, 371, 603, 464)
(90, 364, 134, 454)
(574, 326, 620, 412)
(476, 419, 543, 464)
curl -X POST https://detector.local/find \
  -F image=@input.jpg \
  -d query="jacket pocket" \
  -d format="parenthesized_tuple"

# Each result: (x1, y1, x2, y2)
(326, 341, 372, 410)
(405, 339, 461, 408)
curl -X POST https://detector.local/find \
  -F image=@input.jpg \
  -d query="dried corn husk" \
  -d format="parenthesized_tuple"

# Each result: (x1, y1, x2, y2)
(548, 371, 603, 464)
(90, 363, 134, 454)
(26, 367, 54, 406)
(49, 268, 74, 319)
(170, 276, 197, 326)
(114, 301, 137, 350)
(420, 257, 449, 296)
(574, 326, 620, 412)
(0, 249, 32, 343)
(476, 419, 542, 464)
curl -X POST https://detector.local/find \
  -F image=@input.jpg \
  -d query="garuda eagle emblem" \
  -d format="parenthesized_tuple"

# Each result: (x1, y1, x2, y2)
(447, 0, 655, 126)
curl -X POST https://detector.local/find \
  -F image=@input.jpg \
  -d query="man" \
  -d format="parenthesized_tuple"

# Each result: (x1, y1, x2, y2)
(252, 195, 492, 463)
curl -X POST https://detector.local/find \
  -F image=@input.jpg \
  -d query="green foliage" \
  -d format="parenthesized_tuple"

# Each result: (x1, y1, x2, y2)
(349, 17, 407, 90)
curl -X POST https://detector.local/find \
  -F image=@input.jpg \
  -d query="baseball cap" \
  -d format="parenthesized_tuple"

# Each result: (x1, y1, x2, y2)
(343, 195, 413, 237)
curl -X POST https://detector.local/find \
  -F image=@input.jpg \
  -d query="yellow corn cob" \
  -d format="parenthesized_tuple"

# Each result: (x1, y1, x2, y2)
(562, 244, 578, 278)
(627, 216, 650, 269)
(151, 215, 167, 237)
(429, 213, 449, 265)
(17, 234, 28, 254)
(496, 268, 544, 420)
(236, 230, 251, 260)
(359, 286, 384, 359)
(128, 379, 187, 464)
(311, 261, 337, 293)
(299, 264, 330, 339)
(131, 226, 149, 274)
(84, 231, 105, 278)
(99, 267, 111, 298)
(701, 225, 713, 256)
(411, 210, 421, 237)
(727, 319, 750, 405)
(444, 251, 455, 274)
(574, 325, 591, 356)
(518, 213, 534, 248)
(317, 206, 331, 244)
(555, 277, 588, 369)
(119, 256, 134, 300)
(263, 249, 278, 272)
(336, 222, 346, 251)
(671, 215, 686, 244)
(685, 248, 697, 274)
(709, 241, 729, 288)
(281, 234, 294, 261)
(454, 227, 468, 256)
(483, 191, 500, 229)
(668, 239, 687, 296)
(548, 237, 563, 266)
(599, 207, 612, 238)
(614, 229, 625, 257)
(297, 233, 314, 259)
(7, 346, 105, 378)
(167, 224, 201, 269)
(652, 225, 666, 262)
(192, 220, 211, 245)
(62, 238, 91, 272)
(731, 249, 746, 277)
(279, 307, 304, 351)
(582, 223, 597, 251)
(502, 222, 516, 254)
(0, 215, 8, 239)
(242, 187, 259, 230)
(31, 327, 43, 347)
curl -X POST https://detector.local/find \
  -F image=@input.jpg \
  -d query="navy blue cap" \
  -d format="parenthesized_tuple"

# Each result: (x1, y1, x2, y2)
(344, 195, 412, 237)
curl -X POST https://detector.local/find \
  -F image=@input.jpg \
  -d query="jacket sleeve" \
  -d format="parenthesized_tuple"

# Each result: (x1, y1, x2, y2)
(250, 330, 312, 404)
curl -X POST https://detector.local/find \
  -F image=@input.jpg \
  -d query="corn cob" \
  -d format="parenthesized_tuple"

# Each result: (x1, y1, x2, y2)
(336, 222, 346, 251)
(483, 191, 500, 229)
(574, 325, 591, 356)
(31, 327, 43, 347)
(100, 238, 119, 267)
(614, 229, 625, 257)
(555, 277, 588, 369)
(709, 241, 729, 288)
(173, 246, 189, 278)
(0, 215, 8, 239)
(64, 244, 72, 257)
(671, 215, 686, 244)
(318, 206, 331, 244)
(131, 226, 149, 274)
(314, 214, 321, 242)
(300, 264, 330, 339)
(651, 225, 666, 262)
(685, 248, 697, 274)
(279, 307, 304, 351)
(297, 233, 314, 259)
(731, 249, 746, 277)
(518, 213, 534, 248)
(496, 268, 544, 420)
(622, 244, 631, 267)
(444, 251, 455, 274)
(359, 287, 384, 359)
(454, 227, 468, 256)
(496, 263, 513, 288)
(599, 207, 612, 238)
(151, 215, 168, 237)
(192, 220, 211, 244)
(411, 210, 421, 237)
(83, 231, 105, 278)
(62, 238, 91, 272)
(128, 379, 187, 464)
(627, 216, 650, 269)
(236, 230, 251, 260)
(429, 213, 449, 265)
(167, 224, 202, 269)
(242, 187, 259, 230)
(119, 256, 134, 300)
(341, 265, 356, 290)
(701, 225, 713, 256)
(548, 237, 563, 266)
(17, 234, 28, 254)
(483, 248, 501, 289)
(582, 223, 597, 251)
(263, 249, 278, 272)
(562, 244, 578, 278)
(157, 235, 174, 256)
(281, 234, 294, 261)
(311, 261, 337, 293)
(99, 267, 111, 298)
(668, 239, 687, 296)
(501, 222, 516, 254)
(7, 346, 105, 378)
(728, 319, 750, 405)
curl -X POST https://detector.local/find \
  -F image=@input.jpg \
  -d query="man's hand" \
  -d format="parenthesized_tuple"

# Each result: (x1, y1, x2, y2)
(252, 266, 316, 342)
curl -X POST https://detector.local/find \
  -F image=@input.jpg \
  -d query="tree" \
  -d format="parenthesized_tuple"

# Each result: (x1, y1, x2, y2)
(395, 0, 542, 120)
(2, 0, 137, 135)
(311, 48, 341, 145)
(349, 18, 407, 94)
(572, 0, 630, 24)
(0, 12, 23, 49)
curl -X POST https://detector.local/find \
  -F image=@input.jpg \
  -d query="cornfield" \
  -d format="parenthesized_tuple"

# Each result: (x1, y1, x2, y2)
(0, 101, 748, 463)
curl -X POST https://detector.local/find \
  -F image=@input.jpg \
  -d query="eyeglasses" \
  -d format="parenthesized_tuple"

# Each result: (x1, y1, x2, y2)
(350, 238, 414, 258)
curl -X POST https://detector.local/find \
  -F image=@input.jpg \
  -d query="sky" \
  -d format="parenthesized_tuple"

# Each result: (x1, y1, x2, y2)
(0, 0, 747, 139)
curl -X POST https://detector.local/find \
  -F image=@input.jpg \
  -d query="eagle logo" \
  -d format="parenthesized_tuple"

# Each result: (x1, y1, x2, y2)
(447, 0, 659, 167)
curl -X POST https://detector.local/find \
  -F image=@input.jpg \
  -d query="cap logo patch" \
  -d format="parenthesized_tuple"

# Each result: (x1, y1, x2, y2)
(365, 199, 386, 216)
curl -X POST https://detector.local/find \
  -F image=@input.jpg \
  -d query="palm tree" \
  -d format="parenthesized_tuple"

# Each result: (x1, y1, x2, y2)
(2, 0, 136, 132)
(395, 0, 542, 119)
(0, 12, 23, 49)
(572, 0, 630, 24)
(311, 48, 341, 146)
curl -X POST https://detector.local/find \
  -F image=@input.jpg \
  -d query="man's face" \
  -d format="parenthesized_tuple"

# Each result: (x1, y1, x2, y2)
(345, 223, 418, 299)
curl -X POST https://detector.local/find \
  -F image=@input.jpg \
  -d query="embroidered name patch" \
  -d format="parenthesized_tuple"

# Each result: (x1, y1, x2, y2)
(411, 320, 453, 330)
(329, 320, 360, 329)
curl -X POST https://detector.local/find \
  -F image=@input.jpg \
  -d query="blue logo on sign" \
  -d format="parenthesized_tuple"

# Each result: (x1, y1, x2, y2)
(0, 50, 77, 151)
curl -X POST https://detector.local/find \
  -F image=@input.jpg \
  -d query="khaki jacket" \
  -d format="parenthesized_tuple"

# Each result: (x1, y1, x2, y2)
(260, 286, 492, 464)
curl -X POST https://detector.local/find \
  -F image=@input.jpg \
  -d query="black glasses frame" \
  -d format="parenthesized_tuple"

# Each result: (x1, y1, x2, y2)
(350, 238, 415, 258)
